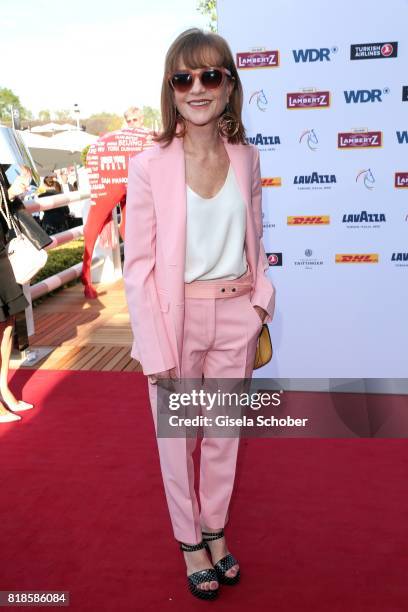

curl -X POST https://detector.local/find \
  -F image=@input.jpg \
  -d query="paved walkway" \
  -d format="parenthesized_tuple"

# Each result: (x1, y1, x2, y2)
(23, 280, 142, 372)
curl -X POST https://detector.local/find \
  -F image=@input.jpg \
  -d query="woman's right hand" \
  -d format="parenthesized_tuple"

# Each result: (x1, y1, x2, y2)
(148, 367, 178, 385)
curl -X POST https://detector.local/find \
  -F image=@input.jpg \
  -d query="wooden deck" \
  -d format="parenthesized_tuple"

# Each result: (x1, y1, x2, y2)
(22, 279, 142, 372)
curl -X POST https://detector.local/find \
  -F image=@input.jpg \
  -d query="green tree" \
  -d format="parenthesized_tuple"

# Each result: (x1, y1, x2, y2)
(38, 109, 51, 122)
(85, 112, 123, 136)
(0, 87, 31, 123)
(142, 106, 161, 130)
(197, 0, 217, 31)
(54, 109, 72, 122)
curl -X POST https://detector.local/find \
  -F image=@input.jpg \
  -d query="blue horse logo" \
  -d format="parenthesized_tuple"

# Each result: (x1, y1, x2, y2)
(249, 89, 268, 112)
(299, 129, 319, 151)
(356, 168, 375, 190)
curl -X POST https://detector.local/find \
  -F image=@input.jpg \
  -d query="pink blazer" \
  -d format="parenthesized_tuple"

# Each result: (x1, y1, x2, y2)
(123, 135, 275, 376)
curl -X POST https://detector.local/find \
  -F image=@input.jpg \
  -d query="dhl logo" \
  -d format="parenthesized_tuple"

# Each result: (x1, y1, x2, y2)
(287, 215, 330, 225)
(335, 254, 379, 263)
(261, 177, 282, 187)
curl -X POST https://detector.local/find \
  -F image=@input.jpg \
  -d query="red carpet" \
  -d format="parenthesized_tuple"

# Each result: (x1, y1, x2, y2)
(0, 369, 407, 611)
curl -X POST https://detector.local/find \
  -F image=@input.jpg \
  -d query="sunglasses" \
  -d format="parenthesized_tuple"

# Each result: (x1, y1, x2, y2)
(169, 67, 234, 93)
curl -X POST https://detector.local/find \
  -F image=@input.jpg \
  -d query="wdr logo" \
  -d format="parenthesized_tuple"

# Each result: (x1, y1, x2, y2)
(344, 88, 389, 103)
(396, 131, 408, 144)
(292, 47, 338, 62)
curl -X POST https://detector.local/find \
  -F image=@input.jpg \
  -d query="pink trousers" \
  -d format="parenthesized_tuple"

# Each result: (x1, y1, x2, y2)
(147, 286, 262, 544)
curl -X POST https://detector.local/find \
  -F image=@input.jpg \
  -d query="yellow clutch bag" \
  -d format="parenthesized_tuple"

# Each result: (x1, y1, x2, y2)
(254, 324, 273, 370)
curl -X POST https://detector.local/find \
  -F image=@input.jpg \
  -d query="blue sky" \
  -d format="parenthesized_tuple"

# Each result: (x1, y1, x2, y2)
(1, 0, 210, 119)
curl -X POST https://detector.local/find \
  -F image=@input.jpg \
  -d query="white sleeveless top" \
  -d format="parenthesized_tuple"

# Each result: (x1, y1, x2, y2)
(184, 164, 248, 283)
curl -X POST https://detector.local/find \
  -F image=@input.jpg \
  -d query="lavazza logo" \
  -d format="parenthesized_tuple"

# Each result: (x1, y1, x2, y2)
(342, 210, 386, 229)
(391, 252, 408, 267)
(350, 42, 398, 60)
(236, 50, 279, 69)
(338, 130, 382, 149)
(294, 249, 324, 269)
(292, 46, 338, 62)
(294, 171, 336, 190)
(344, 88, 390, 103)
(246, 133, 281, 152)
(287, 90, 330, 109)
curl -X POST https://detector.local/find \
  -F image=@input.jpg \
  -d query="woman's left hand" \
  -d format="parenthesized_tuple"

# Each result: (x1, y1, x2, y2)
(253, 305, 267, 323)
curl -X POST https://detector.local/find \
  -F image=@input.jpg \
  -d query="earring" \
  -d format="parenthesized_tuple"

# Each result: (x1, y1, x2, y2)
(217, 102, 240, 138)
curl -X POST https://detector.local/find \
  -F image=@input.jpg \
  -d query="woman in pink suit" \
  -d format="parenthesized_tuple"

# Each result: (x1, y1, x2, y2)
(124, 28, 275, 600)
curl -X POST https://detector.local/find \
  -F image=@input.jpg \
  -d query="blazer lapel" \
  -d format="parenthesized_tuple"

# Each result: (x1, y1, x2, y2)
(149, 135, 255, 286)
(223, 139, 258, 279)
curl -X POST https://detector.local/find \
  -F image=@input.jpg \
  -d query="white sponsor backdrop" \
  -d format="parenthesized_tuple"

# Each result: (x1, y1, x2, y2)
(218, 0, 408, 378)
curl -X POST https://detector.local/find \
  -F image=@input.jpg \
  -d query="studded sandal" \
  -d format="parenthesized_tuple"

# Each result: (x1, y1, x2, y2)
(179, 540, 219, 600)
(202, 529, 240, 585)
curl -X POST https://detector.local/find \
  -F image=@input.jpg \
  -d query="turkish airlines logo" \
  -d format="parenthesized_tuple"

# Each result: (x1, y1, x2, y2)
(395, 172, 408, 188)
(237, 51, 279, 69)
(287, 216, 330, 225)
(266, 253, 282, 266)
(338, 131, 382, 148)
(350, 42, 398, 60)
(335, 254, 379, 263)
(287, 91, 330, 109)
(261, 177, 282, 187)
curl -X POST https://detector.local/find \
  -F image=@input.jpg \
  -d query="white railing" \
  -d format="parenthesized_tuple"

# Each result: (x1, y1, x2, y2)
(22, 191, 101, 337)
(17, 190, 122, 363)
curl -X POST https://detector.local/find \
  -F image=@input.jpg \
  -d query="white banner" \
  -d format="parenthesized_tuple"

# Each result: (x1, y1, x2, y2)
(219, 0, 408, 378)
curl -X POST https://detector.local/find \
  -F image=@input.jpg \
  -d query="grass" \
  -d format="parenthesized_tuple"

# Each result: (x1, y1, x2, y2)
(31, 238, 84, 305)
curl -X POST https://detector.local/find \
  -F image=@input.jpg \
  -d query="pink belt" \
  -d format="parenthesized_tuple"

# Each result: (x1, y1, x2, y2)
(184, 270, 253, 299)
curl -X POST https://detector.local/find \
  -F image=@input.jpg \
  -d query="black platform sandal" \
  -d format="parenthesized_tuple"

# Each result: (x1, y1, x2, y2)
(179, 540, 219, 600)
(202, 529, 240, 585)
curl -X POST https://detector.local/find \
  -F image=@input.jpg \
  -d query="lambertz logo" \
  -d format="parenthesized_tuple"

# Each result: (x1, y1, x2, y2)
(338, 130, 382, 148)
(350, 42, 398, 60)
(266, 253, 282, 266)
(396, 131, 408, 144)
(294, 172, 336, 190)
(335, 254, 379, 263)
(342, 210, 386, 228)
(287, 90, 330, 109)
(391, 253, 408, 267)
(261, 177, 281, 187)
(292, 47, 338, 62)
(246, 133, 281, 152)
(288, 216, 330, 225)
(344, 88, 389, 103)
(356, 168, 375, 190)
(237, 50, 279, 69)
(294, 249, 324, 268)
(249, 90, 269, 112)
(402, 86, 408, 101)
(395, 172, 408, 188)
(299, 129, 319, 150)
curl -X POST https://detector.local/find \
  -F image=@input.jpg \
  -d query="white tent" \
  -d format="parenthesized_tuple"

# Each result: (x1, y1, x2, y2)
(30, 122, 74, 134)
(19, 130, 82, 176)
(48, 130, 97, 152)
